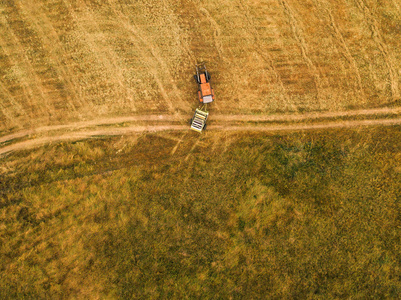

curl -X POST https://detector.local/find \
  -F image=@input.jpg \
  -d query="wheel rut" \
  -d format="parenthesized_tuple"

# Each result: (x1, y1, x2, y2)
(1, 106, 401, 156)
(355, 0, 400, 100)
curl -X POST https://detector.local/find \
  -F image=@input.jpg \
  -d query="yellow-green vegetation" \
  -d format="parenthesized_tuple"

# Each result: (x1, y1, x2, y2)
(1, 128, 401, 298)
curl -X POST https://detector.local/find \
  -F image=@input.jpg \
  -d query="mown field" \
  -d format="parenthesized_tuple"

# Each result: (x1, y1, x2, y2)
(1, 127, 401, 298)
(1, 0, 401, 134)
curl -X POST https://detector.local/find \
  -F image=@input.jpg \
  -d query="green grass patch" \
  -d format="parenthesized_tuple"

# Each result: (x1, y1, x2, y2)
(1, 128, 401, 298)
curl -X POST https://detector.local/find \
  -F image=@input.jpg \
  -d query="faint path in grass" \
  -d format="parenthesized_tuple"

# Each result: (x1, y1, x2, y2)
(212, 106, 401, 121)
(21, 0, 82, 111)
(170, 132, 188, 156)
(0, 125, 187, 156)
(199, 7, 225, 61)
(212, 118, 401, 132)
(108, 1, 189, 113)
(279, 0, 323, 101)
(355, 0, 400, 100)
(1, 106, 401, 156)
(0, 115, 181, 144)
(325, 9, 365, 100)
(237, 0, 293, 111)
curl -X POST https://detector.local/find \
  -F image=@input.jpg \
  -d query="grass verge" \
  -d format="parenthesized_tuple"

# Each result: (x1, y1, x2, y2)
(1, 127, 401, 298)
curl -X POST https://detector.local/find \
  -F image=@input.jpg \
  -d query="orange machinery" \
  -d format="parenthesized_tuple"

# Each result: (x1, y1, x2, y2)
(194, 64, 215, 104)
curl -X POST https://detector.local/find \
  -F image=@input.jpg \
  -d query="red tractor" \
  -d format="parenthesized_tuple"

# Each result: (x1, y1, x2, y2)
(194, 64, 215, 104)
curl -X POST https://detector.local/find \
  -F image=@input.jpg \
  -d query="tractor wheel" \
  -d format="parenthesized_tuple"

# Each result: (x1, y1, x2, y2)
(205, 71, 211, 81)
(203, 124, 207, 130)
(189, 118, 193, 125)
(193, 75, 200, 84)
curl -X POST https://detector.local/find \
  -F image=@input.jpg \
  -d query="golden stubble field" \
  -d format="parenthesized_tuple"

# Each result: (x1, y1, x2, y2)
(1, 0, 401, 135)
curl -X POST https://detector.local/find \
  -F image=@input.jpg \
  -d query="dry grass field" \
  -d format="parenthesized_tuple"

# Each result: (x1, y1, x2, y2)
(2, 0, 401, 298)
(1, 0, 401, 135)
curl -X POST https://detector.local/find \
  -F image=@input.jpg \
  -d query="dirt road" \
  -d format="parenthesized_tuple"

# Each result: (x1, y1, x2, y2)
(1, 107, 401, 156)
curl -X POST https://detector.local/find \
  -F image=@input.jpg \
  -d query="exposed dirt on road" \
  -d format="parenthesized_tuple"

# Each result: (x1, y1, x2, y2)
(2, 105, 401, 144)
(2, 106, 401, 156)
(212, 106, 401, 122)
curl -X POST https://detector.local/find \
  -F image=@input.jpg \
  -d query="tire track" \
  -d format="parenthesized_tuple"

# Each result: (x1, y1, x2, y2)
(184, 138, 201, 162)
(215, 118, 401, 132)
(355, 0, 400, 100)
(0, 8, 52, 118)
(279, 0, 323, 101)
(0, 102, 12, 124)
(63, 0, 136, 113)
(2, 106, 401, 156)
(0, 20, 27, 124)
(2, 105, 399, 143)
(0, 125, 187, 156)
(213, 107, 401, 121)
(161, 0, 197, 65)
(0, 114, 180, 144)
(0, 29, 33, 117)
(199, 7, 225, 61)
(0, 81, 24, 127)
(19, 0, 81, 111)
(2, 105, 401, 143)
(2, 118, 401, 156)
(326, 10, 365, 99)
(77, 0, 138, 112)
(237, 0, 293, 111)
(108, 1, 189, 113)
(170, 132, 188, 156)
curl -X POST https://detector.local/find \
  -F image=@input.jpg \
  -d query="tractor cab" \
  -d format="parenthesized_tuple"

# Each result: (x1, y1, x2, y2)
(194, 64, 215, 104)
(190, 63, 215, 133)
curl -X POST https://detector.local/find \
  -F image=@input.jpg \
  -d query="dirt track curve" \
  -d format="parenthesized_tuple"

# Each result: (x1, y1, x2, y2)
(1, 106, 401, 156)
